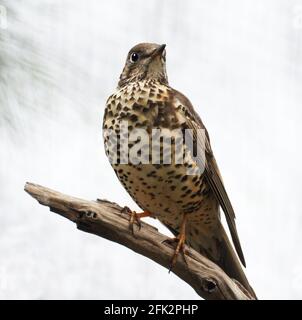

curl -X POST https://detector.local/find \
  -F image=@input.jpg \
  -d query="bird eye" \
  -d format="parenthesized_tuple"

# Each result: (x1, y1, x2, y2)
(130, 52, 139, 63)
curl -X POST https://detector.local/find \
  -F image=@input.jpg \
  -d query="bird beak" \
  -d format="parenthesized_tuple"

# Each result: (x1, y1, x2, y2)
(151, 44, 166, 58)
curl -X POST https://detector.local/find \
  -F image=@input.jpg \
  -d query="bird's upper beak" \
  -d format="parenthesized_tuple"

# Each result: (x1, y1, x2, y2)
(151, 44, 166, 58)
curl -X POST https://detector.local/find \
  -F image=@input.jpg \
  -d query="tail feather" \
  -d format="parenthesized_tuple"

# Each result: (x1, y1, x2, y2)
(186, 222, 256, 299)
(163, 221, 257, 298)
(217, 226, 256, 298)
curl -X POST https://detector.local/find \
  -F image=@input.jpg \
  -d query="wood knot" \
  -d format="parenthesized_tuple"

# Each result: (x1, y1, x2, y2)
(78, 210, 98, 220)
(202, 278, 217, 293)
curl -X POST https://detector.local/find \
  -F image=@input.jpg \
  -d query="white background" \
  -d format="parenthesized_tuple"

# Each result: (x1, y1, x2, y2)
(0, 0, 301, 299)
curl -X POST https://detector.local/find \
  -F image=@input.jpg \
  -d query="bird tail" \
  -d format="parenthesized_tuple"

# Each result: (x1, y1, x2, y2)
(216, 225, 257, 298)
(163, 220, 257, 298)
(187, 222, 257, 299)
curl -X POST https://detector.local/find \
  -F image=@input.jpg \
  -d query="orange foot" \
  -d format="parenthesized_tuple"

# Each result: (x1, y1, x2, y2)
(162, 213, 188, 272)
(121, 206, 151, 234)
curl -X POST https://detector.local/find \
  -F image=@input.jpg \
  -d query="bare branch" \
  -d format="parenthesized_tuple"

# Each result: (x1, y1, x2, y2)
(24, 182, 254, 300)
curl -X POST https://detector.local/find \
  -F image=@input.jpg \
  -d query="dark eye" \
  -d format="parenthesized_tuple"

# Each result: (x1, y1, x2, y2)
(130, 52, 139, 63)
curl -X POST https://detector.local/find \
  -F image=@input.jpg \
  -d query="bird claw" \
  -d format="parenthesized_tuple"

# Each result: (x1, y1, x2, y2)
(129, 210, 142, 234)
(161, 237, 179, 248)
(120, 206, 143, 235)
(121, 206, 131, 216)
(162, 236, 186, 272)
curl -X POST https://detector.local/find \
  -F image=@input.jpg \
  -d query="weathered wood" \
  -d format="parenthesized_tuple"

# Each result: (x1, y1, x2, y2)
(24, 182, 255, 300)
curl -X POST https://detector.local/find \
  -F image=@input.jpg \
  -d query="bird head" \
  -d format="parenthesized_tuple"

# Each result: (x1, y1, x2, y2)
(118, 43, 168, 88)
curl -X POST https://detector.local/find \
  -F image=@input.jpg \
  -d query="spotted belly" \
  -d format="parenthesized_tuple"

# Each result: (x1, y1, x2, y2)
(103, 79, 219, 233)
(111, 158, 217, 231)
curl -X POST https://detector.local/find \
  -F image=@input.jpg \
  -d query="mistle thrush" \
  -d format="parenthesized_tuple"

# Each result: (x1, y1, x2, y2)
(103, 43, 256, 298)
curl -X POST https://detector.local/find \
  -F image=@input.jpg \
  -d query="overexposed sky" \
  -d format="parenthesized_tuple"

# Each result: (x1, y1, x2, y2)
(0, 0, 302, 299)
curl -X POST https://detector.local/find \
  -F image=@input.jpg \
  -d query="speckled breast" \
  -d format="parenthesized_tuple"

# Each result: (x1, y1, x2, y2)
(103, 80, 211, 230)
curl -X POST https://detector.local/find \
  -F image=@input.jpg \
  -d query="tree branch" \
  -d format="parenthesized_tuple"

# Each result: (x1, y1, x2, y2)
(24, 182, 254, 300)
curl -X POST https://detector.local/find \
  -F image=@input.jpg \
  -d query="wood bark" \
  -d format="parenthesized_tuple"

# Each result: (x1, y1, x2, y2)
(24, 182, 255, 300)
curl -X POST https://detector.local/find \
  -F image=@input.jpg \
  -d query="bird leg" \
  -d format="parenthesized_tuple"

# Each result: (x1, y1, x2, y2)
(162, 213, 188, 272)
(121, 206, 151, 234)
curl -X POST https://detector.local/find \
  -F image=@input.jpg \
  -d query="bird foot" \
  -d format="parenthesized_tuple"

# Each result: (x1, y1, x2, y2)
(120, 206, 150, 235)
(162, 234, 187, 272)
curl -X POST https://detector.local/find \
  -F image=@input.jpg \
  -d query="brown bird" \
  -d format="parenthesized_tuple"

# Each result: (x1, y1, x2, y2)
(103, 43, 256, 297)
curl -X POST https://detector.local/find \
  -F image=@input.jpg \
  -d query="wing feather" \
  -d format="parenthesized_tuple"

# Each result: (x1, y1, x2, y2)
(172, 89, 246, 266)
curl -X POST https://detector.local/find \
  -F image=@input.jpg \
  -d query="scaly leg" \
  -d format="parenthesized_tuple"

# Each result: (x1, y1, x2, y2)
(121, 206, 152, 234)
(163, 213, 188, 272)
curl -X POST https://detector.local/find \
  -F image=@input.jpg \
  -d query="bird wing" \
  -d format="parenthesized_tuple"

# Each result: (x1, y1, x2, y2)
(171, 88, 246, 267)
